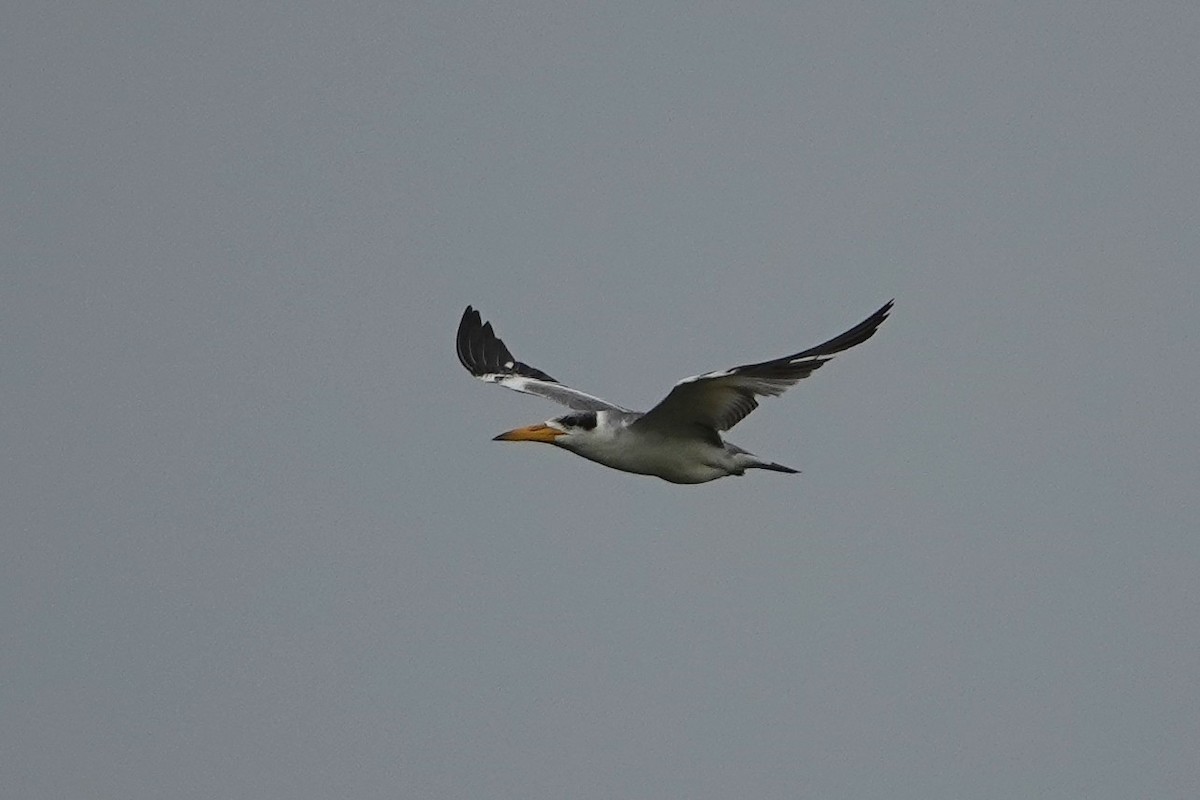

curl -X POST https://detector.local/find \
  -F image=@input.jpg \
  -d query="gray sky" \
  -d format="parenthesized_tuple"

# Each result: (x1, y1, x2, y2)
(4, 2, 1199, 798)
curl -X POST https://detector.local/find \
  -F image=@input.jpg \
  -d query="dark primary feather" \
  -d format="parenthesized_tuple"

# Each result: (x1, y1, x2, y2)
(790, 299, 894, 359)
(456, 306, 625, 412)
(457, 306, 556, 382)
(635, 300, 893, 434)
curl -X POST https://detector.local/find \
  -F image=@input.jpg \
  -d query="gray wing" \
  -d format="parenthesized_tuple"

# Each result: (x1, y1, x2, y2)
(634, 300, 893, 434)
(456, 306, 628, 412)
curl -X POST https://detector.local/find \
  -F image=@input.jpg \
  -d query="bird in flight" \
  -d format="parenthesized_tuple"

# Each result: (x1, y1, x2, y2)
(456, 300, 893, 484)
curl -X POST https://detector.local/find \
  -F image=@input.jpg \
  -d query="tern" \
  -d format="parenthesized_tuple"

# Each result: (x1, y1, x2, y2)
(457, 300, 892, 484)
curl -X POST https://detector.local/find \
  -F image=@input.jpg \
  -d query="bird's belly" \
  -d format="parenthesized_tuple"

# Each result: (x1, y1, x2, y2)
(576, 434, 732, 484)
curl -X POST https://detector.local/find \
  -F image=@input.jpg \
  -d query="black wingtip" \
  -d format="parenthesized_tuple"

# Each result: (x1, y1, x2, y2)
(456, 305, 483, 374)
(878, 298, 895, 323)
(793, 299, 894, 360)
(455, 305, 557, 383)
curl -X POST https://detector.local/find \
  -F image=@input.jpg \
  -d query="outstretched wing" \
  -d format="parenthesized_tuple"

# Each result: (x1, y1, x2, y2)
(634, 300, 893, 434)
(456, 306, 628, 412)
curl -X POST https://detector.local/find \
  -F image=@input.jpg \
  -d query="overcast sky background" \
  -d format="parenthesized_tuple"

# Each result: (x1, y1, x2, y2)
(4, 2, 1199, 798)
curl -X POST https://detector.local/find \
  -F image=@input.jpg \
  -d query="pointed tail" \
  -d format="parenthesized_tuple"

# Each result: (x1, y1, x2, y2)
(748, 461, 800, 474)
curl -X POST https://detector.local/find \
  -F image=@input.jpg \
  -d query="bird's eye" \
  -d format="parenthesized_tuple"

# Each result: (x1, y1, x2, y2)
(559, 413, 597, 430)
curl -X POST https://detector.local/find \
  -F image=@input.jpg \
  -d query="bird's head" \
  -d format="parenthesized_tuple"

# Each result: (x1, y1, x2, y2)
(492, 412, 597, 447)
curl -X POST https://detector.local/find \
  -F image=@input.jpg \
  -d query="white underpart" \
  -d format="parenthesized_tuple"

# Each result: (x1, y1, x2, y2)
(550, 413, 770, 484)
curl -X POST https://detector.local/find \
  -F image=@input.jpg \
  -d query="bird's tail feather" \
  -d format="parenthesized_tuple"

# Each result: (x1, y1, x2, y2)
(727, 444, 800, 475)
(748, 460, 800, 474)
